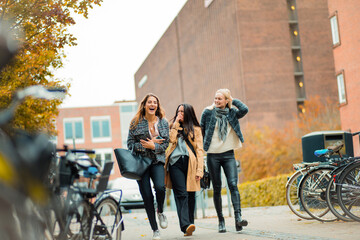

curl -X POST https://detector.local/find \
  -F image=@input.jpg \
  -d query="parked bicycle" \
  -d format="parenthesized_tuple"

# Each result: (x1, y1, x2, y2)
(286, 132, 360, 223)
(333, 133, 360, 222)
(286, 161, 321, 220)
(50, 146, 124, 240)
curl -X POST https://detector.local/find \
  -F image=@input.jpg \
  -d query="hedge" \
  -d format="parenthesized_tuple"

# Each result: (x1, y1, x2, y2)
(218, 174, 290, 208)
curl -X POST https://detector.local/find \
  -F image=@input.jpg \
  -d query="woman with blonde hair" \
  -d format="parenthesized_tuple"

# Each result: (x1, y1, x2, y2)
(127, 93, 169, 240)
(200, 88, 249, 233)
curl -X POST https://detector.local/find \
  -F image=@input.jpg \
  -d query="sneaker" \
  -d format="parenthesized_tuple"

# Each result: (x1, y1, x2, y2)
(152, 230, 161, 240)
(157, 212, 168, 229)
(184, 224, 195, 236)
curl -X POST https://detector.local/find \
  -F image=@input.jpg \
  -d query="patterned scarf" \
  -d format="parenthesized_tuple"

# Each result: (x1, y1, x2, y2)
(215, 107, 229, 141)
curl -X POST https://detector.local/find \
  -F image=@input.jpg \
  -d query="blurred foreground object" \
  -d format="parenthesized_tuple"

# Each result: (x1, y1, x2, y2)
(0, 21, 20, 71)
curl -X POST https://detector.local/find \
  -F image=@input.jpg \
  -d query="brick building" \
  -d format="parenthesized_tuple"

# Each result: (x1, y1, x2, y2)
(56, 101, 137, 181)
(134, 0, 337, 130)
(327, 0, 360, 155)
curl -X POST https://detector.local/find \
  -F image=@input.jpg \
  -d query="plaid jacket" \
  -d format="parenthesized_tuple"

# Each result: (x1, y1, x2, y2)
(127, 117, 169, 164)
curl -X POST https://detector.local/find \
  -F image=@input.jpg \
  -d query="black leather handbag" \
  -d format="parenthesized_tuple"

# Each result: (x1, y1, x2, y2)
(200, 169, 211, 189)
(114, 148, 152, 180)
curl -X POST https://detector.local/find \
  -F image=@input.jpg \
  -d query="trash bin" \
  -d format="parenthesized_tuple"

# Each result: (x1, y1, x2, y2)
(301, 131, 354, 163)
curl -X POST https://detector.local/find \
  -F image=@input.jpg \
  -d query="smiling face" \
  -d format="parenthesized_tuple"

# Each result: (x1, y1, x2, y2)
(144, 96, 158, 116)
(214, 92, 228, 109)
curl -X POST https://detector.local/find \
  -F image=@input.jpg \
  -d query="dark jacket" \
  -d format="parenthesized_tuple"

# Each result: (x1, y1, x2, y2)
(127, 117, 169, 164)
(200, 99, 248, 152)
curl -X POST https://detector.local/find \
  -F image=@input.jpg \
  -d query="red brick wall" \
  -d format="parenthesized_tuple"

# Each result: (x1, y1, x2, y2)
(328, 0, 360, 155)
(134, 21, 182, 120)
(235, 0, 297, 127)
(135, 0, 337, 131)
(297, 0, 337, 100)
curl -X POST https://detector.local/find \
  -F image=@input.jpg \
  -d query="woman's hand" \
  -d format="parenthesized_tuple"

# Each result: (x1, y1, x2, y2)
(175, 112, 183, 123)
(195, 175, 202, 181)
(152, 136, 165, 144)
(140, 138, 155, 150)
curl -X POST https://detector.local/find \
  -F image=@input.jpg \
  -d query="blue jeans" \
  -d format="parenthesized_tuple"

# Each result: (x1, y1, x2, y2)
(137, 162, 166, 231)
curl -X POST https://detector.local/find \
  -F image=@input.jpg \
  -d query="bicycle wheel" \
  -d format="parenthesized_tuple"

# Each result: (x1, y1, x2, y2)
(286, 171, 312, 220)
(65, 200, 92, 240)
(94, 197, 122, 240)
(325, 167, 354, 222)
(299, 167, 336, 221)
(337, 161, 360, 222)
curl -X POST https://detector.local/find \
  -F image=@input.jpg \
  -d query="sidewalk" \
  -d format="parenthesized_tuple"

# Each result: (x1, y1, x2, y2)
(121, 205, 360, 240)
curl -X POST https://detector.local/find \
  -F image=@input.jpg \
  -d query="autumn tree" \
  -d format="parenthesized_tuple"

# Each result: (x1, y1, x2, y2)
(0, 0, 103, 134)
(237, 96, 341, 182)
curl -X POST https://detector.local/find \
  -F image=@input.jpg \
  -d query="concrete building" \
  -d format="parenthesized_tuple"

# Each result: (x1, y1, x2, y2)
(134, 0, 337, 130)
(327, 0, 360, 155)
(56, 101, 137, 181)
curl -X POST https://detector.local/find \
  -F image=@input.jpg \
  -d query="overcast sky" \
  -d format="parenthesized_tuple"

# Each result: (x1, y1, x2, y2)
(56, 0, 187, 108)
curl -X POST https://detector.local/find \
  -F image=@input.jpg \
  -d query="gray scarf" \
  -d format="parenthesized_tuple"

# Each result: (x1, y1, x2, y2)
(215, 107, 229, 141)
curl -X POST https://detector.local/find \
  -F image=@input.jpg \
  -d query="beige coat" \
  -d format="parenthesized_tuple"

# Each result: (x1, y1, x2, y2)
(165, 122, 204, 192)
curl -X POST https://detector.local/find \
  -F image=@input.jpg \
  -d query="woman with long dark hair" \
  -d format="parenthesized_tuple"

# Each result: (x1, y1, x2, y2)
(200, 88, 249, 233)
(127, 93, 169, 240)
(165, 103, 204, 236)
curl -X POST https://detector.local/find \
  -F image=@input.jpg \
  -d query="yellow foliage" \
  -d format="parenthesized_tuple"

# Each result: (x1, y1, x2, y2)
(237, 96, 340, 182)
(0, 0, 102, 134)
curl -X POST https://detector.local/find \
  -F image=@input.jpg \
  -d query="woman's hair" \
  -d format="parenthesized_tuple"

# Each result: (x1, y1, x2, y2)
(215, 88, 232, 109)
(130, 93, 165, 129)
(170, 103, 200, 141)
(206, 88, 233, 110)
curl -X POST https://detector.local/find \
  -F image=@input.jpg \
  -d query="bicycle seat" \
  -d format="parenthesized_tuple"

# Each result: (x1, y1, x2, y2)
(314, 149, 330, 157)
(71, 155, 100, 175)
(76, 161, 114, 198)
(83, 166, 99, 178)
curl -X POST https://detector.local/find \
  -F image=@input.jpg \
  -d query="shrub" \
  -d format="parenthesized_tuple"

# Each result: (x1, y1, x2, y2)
(216, 174, 289, 208)
(239, 174, 289, 208)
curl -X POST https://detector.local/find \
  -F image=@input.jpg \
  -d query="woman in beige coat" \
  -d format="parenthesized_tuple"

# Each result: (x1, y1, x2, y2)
(165, 103, 204, 236)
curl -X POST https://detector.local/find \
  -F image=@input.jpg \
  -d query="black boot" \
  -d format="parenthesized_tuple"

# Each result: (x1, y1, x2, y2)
(235, 213, 248, 231)
(214, 194, 226, 232)
(218, 217, 226, 233)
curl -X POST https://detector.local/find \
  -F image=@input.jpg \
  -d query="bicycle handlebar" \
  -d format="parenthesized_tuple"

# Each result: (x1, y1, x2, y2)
(56, 148, 95, 154)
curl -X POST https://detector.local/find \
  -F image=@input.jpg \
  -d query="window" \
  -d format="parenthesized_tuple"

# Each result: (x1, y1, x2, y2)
(337, 72, 346, 104)
(138, 75, 147, 88)
(204, 0, 214, 8)
(119, 103, 138, 149)
(330, 13, 340, 46)
(91, 116, 111, 142)
(95, 148, 114, 174)
(295, 76, 306, 100)
(121, 105, 134, 113)
(63, 118, 84, 143)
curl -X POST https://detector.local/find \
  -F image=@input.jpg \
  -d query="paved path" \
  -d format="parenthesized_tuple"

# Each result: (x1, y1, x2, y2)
(121, 205, 360, 240)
